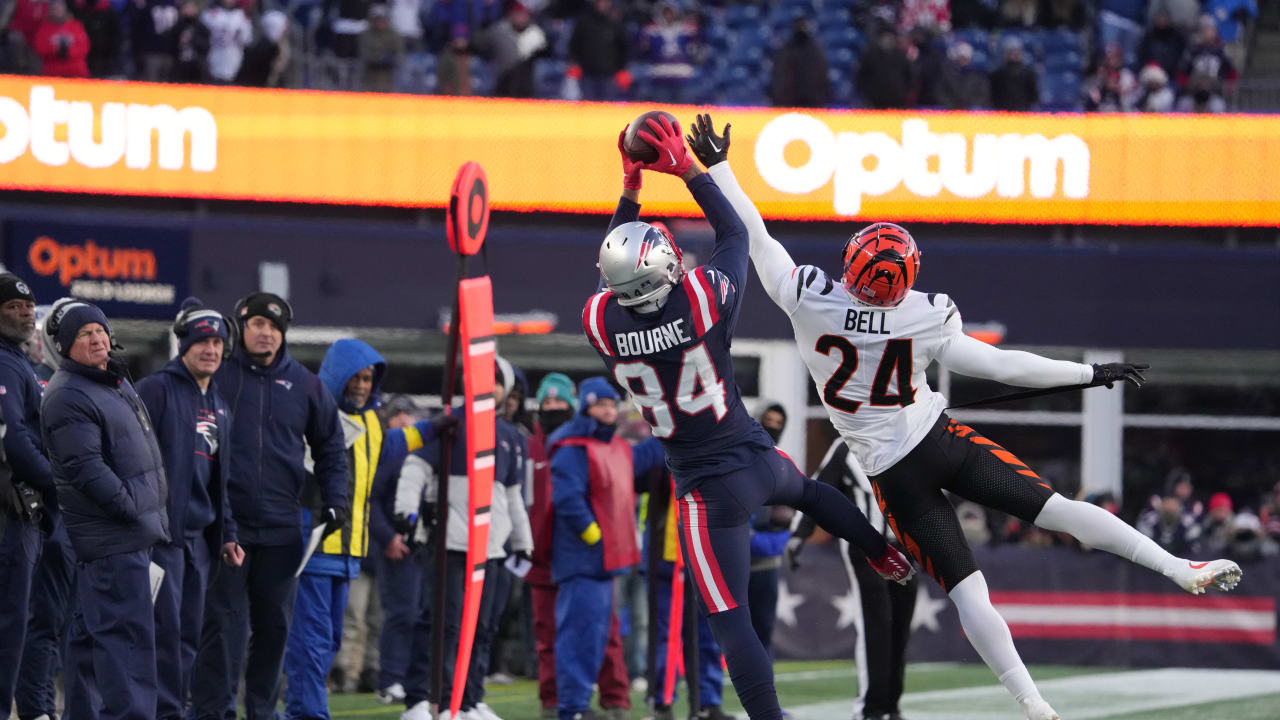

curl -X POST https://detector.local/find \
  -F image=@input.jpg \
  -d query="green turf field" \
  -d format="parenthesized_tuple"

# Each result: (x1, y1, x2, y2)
(326, 662, 1280, 720)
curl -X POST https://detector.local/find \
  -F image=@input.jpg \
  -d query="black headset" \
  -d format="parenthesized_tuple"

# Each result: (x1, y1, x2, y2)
(173, 303, 237, 360)
(232, 292, 294, 330)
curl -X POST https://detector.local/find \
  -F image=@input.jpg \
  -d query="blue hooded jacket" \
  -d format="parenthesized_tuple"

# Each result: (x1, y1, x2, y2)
(136, 357, 238, 560)
(304, 338, 439, 577)
(549, 376, 664, 583)
(41, 358, 170, 560)
(215, 337, 348, 546)
(0, 335, 56, 505)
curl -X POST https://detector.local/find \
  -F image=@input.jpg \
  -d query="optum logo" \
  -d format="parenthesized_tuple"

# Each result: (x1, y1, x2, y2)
(754, 114, 1090, 214)
(0, 85, 217, 172)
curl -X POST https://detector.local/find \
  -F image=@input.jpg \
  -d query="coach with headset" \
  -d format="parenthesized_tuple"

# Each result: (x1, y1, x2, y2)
(190, 291, 349, 720)
(136, 298, 244, 720)
(40, 299, 171, 720)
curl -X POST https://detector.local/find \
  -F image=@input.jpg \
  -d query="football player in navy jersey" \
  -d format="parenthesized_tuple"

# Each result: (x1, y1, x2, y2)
(578, 115, 914, 720)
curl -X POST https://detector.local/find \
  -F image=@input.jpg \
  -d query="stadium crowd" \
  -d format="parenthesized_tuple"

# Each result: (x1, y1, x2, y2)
(0, 0, 1258, 111)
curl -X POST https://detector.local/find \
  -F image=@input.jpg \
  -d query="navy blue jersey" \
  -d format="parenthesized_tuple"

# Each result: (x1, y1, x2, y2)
(583, 174, 773, 489)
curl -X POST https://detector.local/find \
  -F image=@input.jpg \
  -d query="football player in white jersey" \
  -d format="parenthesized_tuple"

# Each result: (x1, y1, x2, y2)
(684, 114, 1242, 720)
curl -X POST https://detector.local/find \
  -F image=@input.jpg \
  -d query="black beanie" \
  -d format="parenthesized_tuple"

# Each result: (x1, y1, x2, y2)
(176, 297, 230, 357)
(236, 292, 290, 334)
(0, 273, 36, 305)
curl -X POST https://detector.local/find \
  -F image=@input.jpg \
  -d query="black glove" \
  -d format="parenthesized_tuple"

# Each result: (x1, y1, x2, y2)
(685, 112, 731, 169)
(393, 512, 414, 536)
(431, 413, 460, 438)
(784, 535, 805, 571)
(513, 549, 532, 564)
(1091, 362, 1149, 389)
(321, 505, 347, 537)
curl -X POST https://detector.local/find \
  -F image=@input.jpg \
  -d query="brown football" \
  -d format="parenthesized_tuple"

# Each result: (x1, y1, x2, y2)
(622, 110, 679, 164)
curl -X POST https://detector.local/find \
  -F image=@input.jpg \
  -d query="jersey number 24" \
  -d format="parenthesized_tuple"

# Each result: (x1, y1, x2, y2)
(816, 335, 915, 414)
(613, 344, 725, 438)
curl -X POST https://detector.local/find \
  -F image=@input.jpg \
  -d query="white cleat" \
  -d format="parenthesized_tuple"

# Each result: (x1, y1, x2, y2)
(1173, 559, 1243, 595)
(472, 704, 504, 720)
(1020, 698, 1061, 720)
(402, 701, 434, 720)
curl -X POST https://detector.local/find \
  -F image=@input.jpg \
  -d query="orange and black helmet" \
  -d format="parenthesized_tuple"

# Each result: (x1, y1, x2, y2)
(840, 222, 920, 308)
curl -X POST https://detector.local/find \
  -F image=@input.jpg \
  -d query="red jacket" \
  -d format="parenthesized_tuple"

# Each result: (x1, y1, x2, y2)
(9, 0, 50, 43)
(33, 18, 90, 77)
(526, 427, 554, 587)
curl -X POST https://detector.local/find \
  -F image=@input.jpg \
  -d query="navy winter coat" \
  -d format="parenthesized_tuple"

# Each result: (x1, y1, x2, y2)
(41, 358, 170, 561)
(215, 344, 348, 546)
(0, 336, 56, 501)
(136, 357, 238, 559)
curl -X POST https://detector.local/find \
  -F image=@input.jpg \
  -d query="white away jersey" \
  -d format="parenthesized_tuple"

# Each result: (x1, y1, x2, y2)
(783, 266, 963, 475)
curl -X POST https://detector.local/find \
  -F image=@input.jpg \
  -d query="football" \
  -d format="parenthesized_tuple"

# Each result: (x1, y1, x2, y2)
(622, 110, 679, 164)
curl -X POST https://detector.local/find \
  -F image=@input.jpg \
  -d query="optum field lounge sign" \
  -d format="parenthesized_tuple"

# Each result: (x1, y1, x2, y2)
(0, 76, 1276, 226)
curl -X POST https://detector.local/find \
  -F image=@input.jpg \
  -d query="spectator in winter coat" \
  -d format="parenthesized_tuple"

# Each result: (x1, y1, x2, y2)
(6, 0, 50, 72)
(568, 0, 630, 100)
(127, 0, 179, 81)
(1084, 42, 1138, 111)
(1148, 0, 1201, 33)
(201, 0, 252, 82)
(33, 0, 90, 77)
(477, 1, 546, 97)
(857, 28, 912, 109)
(1178, 15, 1237, 95)
(234, 9, 289, 86)
(548, 377, 664, 720)
(135, 299, 242, 720)
(360, 4, 405, 92)
(326, 0, 373, 58)
(990, 36, 1039, 110)
(397, 362, 533, 720)
(1037, 0, 1086, 29)
(1135, 63, 1175, 111)
(171, 0, 210, 82)
(387, 0, 424, 49)
(1137, 494, 1202, 555)
(436, 28, 474, 95)
(638, 1, 698, 104)
(41, 301, 170, 720)
(1140, 10, 1187, 78)
(1199, 492, 1234, 556)
(284, 338, 451, 720)
(0, 276, 55, 719)
(70, 0, 118, 76)
(936, 41, 992, 109)
(771, 19, 830, 108)
(190, 292, 349, 720)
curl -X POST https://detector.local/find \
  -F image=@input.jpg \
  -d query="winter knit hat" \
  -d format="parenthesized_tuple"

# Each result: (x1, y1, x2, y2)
(235, 292, 291, 334)
(577, 376, 619, 415)
(536, 372, 577, 410)
(50, 300, 110, 358)
(175, 297, 230, 358)
(0, 273, 36, 305)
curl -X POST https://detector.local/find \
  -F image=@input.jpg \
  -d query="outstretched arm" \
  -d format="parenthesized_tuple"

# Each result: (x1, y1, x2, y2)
(940, 333, 1094, 388)
(688, 114, 800, 314)
(600, 128, 646, 292)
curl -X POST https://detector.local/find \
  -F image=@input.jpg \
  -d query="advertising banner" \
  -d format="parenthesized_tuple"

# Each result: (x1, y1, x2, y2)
(4, 219, 189, 318)
(1, 76, 1278, 226)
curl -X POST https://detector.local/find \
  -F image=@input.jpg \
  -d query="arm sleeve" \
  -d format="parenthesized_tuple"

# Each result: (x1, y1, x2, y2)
(550, 447, 598, 542)
(506, 481, 533, 552)
(707, 161, 800, 313)
(43, 391, 136, 521)
(379, 418, 430, 474)
(367, 460, 397, 549)
(629, 436, 665, 479)
(394, 454, 433, 519)
(939, 333, 1093, 388)
(688, 173, 750, 293)
(305, 381, 350, 508)
(0, 365, 56, 493)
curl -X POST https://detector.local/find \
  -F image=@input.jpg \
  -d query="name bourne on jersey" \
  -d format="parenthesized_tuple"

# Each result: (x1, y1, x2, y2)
(615, 318, 694, 357)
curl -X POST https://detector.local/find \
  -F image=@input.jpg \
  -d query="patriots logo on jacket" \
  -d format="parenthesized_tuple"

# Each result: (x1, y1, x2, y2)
(0, 385, 6, 395)
(196, 409, 219, 456)
(275, 379, 293, 390)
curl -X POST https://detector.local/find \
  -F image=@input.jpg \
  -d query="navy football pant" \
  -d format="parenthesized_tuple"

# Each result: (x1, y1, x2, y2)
(17, 515, 76, 720)
(377, 548, 429, 691)
(0, 510, 40, 714)
(650, 570, 724, 708)
(153, 536, 213, 720)
(677, 448, 887, 719)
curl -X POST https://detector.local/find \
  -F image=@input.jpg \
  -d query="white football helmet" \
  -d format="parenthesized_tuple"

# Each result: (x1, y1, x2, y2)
(598, 221, 685, 310)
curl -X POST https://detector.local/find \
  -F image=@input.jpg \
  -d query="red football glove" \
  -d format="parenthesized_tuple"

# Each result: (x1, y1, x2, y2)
(636, 115, 694, 177)
(618, 128, 643, 191)
(868, 544, 915, 585)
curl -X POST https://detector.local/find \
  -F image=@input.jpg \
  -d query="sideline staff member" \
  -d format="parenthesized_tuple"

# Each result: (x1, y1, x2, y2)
(42, 300, 170, 720)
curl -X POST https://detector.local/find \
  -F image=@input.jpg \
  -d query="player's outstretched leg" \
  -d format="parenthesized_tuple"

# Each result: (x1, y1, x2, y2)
(766, 450, 889, 560)
(1033, 494, 1242, 594)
